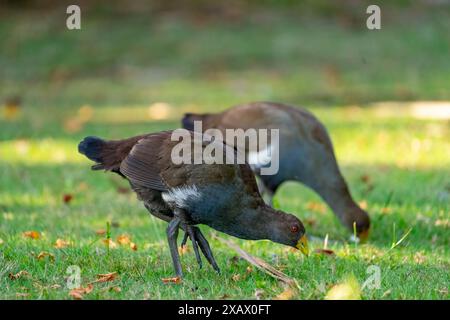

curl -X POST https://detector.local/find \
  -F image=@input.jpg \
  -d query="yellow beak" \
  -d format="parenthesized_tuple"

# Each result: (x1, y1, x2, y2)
(296, 235, 309, 256)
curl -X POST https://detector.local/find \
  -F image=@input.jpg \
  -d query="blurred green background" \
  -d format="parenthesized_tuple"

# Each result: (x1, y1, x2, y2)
(0, 1, 449, 299)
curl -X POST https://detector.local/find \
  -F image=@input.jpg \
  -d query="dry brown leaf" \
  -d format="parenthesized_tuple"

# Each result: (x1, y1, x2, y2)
(358, 200, 368, 210)
(95, 229, 106, 235)
(275, 287, 297, 300)
(360, 174, 371, 184)
(23, 231, 40, 239)
(103, 238, 117, 249)
(179, 245, 190, 255)
(9, 271, 29, 280)
(54, 238, 71, 249)
(69, 284, 93, 300)
(110, 286, 121, 293)
(161, 276, 182, 284)
(313, 249, 336, 257)
(63, 194, 73, 204)
(130, 242, 138, 251)
(117, 234, 131, 245)
(92, 272, 118, 284)
(37, 251, 55, 261)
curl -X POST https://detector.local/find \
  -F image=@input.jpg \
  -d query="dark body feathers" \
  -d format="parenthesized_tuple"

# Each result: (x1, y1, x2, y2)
(78, 130, 305, 246)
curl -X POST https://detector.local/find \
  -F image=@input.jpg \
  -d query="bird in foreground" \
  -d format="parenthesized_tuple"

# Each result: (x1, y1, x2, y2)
(78, 130, 309, 277)
(182, 102, 370, 240)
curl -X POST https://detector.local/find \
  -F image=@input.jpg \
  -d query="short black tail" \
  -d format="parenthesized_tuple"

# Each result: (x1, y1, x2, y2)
(78, 136, 106, 164)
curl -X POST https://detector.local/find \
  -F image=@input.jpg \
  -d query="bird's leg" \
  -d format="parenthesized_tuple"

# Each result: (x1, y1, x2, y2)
(166, 216, 182, 277)
(194, 227, 220, 274)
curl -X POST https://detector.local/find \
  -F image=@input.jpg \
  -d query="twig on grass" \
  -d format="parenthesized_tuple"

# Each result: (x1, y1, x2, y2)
(212, 233, 299, 290)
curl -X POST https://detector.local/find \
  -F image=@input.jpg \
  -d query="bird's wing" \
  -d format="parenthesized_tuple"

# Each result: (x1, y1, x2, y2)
(238, 164, 263, 197)
(119, 133, 170, 191)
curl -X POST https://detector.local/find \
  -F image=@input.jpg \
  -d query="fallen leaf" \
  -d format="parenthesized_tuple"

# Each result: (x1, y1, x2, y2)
(92, 272, 118, 283)
(103, 238, 117, 249)
(246, 266, 253, 273)
(161, 276, 182, 284)
(3, 100, 21, 120)
(360, 174, 371, 184)
(130, 242, 138, 251)
(9, 271, 29, 280)
(116, 187, 130, 194)
(231, 274, 241, 281)
(95, 229, 106, 235)
(325, 276, 361, 300)
(63, 194, 73, 204)
(275, 287, 297, 300)
(69, 284, 93, 300)
(117, 234, 131, 245)
(179, 244, 190, 255)
(358, 200, 368, 210)
(109, 286, 121, 293)
(218, 294, 230, 299)
(313, 249, 336, 257)
(37, 251, 55, 261)
(23, 231, 40, 239)
(54, 238, 71, 249)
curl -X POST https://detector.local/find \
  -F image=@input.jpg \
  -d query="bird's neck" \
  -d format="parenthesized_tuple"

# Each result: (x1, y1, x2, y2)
(233, 205, 282, 241)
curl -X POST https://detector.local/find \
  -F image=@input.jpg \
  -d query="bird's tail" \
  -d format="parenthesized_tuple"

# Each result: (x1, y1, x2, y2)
(181, 113, 212, 131)
(78, 135, 143, 171)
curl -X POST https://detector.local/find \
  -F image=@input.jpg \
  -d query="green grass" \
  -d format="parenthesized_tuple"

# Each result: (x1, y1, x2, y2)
(0, 5, 449, 299)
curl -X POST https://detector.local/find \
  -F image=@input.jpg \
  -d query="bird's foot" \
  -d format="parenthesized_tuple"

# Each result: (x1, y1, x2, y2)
(181, 226, 220, 274)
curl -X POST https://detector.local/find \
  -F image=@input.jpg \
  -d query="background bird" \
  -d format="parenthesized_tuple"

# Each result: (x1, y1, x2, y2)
(182, 102, 370, 240)
(78, 130, 309, 277)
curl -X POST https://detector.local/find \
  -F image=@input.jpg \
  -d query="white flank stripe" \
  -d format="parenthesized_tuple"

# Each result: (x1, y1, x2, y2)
(162, 185, 201, 208)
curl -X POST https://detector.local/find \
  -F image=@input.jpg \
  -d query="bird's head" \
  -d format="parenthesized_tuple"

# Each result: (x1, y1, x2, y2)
(344, 206, 371, 242)
(264, 207, 309, 256)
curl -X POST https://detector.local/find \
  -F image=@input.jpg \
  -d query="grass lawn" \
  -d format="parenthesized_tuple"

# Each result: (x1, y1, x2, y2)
(0, 5, 449, 299)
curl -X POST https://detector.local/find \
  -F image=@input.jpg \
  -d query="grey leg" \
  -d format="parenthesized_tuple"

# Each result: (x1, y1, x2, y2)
(166, 216, 182, 277)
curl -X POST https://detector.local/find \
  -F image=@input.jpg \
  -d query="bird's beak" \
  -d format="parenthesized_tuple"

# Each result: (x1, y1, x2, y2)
(296, 235, 309, 256)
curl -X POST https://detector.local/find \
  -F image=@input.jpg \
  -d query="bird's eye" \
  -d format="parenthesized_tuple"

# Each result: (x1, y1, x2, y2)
(290, 225, 299, 233)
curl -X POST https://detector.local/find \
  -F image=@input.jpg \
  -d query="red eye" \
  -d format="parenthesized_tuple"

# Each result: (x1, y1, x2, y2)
(290, 225, 299, 233)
